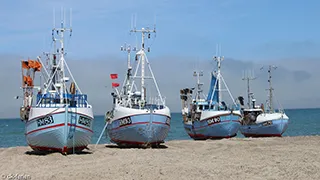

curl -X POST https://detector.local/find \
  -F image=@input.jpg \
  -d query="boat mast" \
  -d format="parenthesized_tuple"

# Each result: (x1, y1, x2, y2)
(130, 27, 156, 103)
(52, 9, 72, 100)
(51, 9, 56, 91)
(126, 45, 132, 94)
(263, 65, 277, 112)
(51, 36, 57, 91)
(242, 70, 256, 108)
(193, 71, 203, 101)
(120, 44, 134, 96)
(213, 55, 224, 105)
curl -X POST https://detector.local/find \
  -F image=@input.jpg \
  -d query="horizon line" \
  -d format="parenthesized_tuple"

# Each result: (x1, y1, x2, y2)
(1, 107, 320, 120)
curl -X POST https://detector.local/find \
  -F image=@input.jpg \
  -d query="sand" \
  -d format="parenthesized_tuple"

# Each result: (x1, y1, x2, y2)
(0, 136, 319, 180)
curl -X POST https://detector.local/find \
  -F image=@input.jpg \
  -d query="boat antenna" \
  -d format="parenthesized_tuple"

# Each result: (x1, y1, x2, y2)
(153, 14, 157, 38)
(242, 70, 256, 108)
(261, 65, 277, 112)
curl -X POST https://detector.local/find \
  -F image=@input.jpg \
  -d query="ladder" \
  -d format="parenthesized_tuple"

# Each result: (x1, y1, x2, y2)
(68, 99, 77, 153)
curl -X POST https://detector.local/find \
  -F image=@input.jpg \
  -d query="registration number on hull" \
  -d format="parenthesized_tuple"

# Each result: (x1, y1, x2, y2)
(262, 121, 273, 126)
(119, 117, 132, 127)
(37, 116, 54, 127)
(78, 116, 92, 127)
(207, 117, 221, 125)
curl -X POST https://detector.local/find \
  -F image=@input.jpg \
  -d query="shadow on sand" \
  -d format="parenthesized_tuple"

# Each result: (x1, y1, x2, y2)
(25, 149, 93, 156)
(105, 144, 168, 149)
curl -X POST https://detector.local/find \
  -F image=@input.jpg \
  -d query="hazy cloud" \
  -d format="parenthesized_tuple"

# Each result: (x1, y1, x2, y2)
(292, 70, 311, 82)
(1, 53, 320, 118)
(254, 40, 320, 59)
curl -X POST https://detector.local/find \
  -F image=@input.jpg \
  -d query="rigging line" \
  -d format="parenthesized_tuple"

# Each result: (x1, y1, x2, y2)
(133, 83, 138, 91)
(144, 53, 164, 105)
(36, 57, 50, 82)
(273, 91, 285, 113)
(120, 76, 127, 95)
(63, 60, 82, 94)
(36, 57, 63, 106)
(63, 61, 90, 105)
(129, 54, 141, 93)
(220, 75, 236, 105)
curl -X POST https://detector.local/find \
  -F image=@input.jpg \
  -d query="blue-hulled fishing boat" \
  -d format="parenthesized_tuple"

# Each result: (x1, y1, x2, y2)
(180, 54, 241, 140)
(239, 66, 289, 137)
(18, 11, 94, 154)
(104, 25, 171, 147)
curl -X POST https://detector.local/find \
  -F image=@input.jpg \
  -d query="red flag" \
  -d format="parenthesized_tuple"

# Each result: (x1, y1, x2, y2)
(112, 82, 120, 88)
(110, 74, 118, 79)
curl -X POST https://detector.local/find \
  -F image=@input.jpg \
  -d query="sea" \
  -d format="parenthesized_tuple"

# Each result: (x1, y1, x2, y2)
(0, 108, 319, 148)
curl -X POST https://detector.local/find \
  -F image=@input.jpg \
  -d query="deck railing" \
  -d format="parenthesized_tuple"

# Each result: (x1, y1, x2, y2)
(36, 93, 88, 108)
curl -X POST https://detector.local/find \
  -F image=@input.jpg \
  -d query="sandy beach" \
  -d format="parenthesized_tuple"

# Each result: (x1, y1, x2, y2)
(0, 136, 319, 180)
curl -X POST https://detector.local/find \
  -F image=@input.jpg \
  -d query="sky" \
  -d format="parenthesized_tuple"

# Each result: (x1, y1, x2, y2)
(0, 0, 320, 118)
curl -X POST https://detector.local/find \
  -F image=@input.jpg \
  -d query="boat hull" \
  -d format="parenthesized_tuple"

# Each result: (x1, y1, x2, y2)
(240, 119, 289, 137)
(107, 106, 171, 146)
(184, 113, 241, 140)
(25, 107, 94, 154)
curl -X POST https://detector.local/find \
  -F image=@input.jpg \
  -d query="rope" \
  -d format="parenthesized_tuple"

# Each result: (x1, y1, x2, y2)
(94, 121, 109, 149)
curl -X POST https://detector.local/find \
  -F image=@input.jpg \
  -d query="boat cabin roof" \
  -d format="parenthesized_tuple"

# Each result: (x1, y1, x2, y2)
(243, 108, 263, 112)
(193, 100, 217, 105)
(131, 104, 164, 110)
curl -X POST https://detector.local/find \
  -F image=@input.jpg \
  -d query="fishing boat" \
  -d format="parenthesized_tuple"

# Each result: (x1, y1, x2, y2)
(18, 12, 94, 154)
(104, 26, 171, 147)
(239, 66, 289, 137)
(180, 54, 242, 140)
